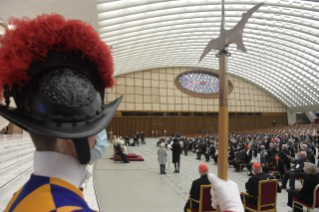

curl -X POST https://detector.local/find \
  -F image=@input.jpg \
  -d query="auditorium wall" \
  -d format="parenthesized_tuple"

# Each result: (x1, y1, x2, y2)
(104, 67, 288, 137)
(105, 67, 287, 113)
(106, 114, 288, 138)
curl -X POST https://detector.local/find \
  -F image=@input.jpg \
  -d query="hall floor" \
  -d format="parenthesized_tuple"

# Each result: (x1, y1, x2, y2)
(95, 138, 319, 212)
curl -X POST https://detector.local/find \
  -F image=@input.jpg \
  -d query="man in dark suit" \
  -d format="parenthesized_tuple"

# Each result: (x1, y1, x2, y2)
(287, 162, 319, 212)
(183, 138, 189, 156)
(232, 146, 247, 172)
(246, 143, 253, 161)
(124, 135, 130, 146)
(304, 134, 313, 142)
(140, 131, 145, 144)
(205, 144, 215, 162)
(133, 135, 139, 146)
(241, 163, 281, 205)
(268, 143, 276, 155)
(282, 144, 291, 156)
(302, 144, 315, 163)
(172, 138, 181, 173)
(184, 164, 210, 212)
(281, 151, 309, 190)
(288, 142, 295, 157)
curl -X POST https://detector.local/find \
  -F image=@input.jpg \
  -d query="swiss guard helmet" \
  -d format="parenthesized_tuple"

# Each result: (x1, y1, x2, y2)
(0, 14, 122, 164)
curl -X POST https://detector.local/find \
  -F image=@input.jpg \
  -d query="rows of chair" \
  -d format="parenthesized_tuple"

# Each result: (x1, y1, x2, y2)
(232, 123, 319, 135)
(188, 180, 319, 212)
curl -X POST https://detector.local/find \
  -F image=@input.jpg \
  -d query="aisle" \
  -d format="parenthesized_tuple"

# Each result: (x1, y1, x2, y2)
(94, 138, 319, 212)
(94, 141, 185, 212)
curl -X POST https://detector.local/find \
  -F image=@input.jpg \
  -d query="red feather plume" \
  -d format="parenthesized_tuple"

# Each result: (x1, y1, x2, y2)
(0, 13, 114, 100)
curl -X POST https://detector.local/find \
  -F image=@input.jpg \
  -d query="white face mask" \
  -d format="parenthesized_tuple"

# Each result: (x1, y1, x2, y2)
(89, 129, 108, 164)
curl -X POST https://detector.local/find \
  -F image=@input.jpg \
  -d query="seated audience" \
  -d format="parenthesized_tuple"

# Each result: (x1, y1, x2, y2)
(288, 142, 295, 157)
(157, 143, 167, 174)
(232, 144, 247, 172)
(302, 144, 315, 164)
(279, 151, 291, 170)
(205, 143, 215, 162)
(241, 163, 281, 205)
(259, 145, 265, 164)
(281, 144, 290, 156)
(281, 151, 309, 190)
(213, 141, 219, 164)
(228, 145, 235, 164)
(184, 164, 210, 212)
(247, 148, 260, 176)
(274, 153, 286, 179)
(262, 149, 272, 167)
(262, 156, 278, 173)
(275, 145, 281, 156)
(287, 162, 319, 212)
(246, 143, 253, 161)
(196, 142, 206, 160)
(269, 143, 276, 155)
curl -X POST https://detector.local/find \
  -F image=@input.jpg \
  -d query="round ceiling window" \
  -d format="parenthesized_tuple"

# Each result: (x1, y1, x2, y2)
(174, 71, 233, 98)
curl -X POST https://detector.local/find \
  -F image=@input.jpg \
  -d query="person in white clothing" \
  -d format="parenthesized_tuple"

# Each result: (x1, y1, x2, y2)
(246, 148, 260, 176)
(208, 173, 245, 212)
(121, 141, 128, 155)
(118, 136, 124, 144)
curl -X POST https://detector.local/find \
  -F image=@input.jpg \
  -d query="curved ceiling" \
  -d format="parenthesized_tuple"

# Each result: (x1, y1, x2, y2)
(97, 0, 319, 109)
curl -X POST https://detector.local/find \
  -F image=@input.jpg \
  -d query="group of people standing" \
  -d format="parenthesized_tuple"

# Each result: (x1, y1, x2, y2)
(157, 138, 182, 174)
(157, 134, 224, 174)
(125, 131, 145, 146)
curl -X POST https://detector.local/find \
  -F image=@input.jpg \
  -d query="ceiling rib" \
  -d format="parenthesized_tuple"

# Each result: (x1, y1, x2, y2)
(97, 0, 319, 108)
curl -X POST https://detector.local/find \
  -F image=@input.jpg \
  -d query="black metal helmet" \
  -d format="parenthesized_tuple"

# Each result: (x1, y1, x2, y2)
(0, 14, 122, 164)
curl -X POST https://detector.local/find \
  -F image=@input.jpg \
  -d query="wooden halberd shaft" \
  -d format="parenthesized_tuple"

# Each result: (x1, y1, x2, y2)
(216, 51, 229, 212)
(217, 52, 229, 181)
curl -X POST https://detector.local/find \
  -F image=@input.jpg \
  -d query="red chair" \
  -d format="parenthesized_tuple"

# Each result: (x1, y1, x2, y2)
(292, 185, 319, 212)
(275, 156, 280, 166)
(187, 185, 216, 212)
(241, 179, 277, 212)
